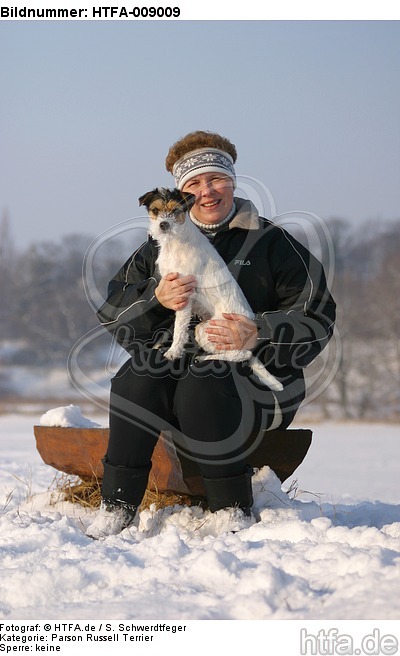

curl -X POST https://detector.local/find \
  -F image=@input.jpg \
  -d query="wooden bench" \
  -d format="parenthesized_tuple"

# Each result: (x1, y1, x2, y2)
(34, 426, 312, 496)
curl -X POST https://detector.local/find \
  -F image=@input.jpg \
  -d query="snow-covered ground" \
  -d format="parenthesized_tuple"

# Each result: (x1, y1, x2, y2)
(0, 409, 400, 630)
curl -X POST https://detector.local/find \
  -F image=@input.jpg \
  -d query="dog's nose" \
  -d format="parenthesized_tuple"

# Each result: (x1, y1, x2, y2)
(159, 221, 170, 232)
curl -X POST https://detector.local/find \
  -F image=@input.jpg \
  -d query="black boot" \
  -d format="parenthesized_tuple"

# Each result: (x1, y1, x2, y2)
(86, 459, 151, 539)
(202, 466, 254, 514)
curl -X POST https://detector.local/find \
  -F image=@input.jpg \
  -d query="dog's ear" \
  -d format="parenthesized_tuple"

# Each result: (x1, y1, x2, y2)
(138, 189, 158, 209)
(179, 191, 196, 212)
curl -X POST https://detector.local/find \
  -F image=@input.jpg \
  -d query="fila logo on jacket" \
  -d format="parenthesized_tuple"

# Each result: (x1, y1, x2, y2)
(234, 260, 251, 266)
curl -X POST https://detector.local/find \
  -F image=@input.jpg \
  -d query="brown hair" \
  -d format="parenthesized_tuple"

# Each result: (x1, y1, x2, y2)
(165, 130, 237, 173)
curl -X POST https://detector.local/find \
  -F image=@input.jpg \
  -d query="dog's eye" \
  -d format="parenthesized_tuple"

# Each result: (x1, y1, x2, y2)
(151, 208, 159, 217)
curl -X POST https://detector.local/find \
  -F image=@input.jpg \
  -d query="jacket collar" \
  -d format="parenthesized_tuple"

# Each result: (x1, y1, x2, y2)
(230, 197, 260, 230)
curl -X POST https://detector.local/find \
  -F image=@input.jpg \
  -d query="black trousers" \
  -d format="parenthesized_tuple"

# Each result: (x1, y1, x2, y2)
(106, 349, 305, 480)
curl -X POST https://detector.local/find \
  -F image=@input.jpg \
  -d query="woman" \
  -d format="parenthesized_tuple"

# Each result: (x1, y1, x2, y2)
(86, 130, 336, 539)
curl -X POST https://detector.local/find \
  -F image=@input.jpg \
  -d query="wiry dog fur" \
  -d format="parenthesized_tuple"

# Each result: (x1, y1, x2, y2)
(139, 187, 283, 391)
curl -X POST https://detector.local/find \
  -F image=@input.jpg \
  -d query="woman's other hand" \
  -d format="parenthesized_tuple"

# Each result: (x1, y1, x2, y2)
(205, 313, 258, 351)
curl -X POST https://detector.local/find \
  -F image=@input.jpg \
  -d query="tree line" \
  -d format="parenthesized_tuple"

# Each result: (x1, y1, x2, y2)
(0, 210, 399, 419)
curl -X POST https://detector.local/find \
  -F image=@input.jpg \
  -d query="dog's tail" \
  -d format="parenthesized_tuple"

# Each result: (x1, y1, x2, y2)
(199, 351, 283, 391)
(249, 357, 284, 391)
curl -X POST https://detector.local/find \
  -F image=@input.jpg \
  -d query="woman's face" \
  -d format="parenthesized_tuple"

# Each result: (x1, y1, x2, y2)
(182, 172, 234, 225)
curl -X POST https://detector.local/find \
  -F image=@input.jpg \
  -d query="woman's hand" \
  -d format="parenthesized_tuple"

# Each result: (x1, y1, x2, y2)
(155, 272, 196, 311)
(205, 313, 258, 351)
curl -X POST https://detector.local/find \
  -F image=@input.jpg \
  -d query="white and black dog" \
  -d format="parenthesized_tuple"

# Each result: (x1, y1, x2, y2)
(139, 187, 282, 391)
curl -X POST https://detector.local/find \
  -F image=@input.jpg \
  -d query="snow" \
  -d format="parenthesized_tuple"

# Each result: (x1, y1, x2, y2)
(1, 411, 400, 630)
(39, 404, 101, 428)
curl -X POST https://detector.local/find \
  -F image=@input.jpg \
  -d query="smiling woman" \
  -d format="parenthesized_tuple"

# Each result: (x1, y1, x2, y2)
(166, 132, 238, 228)
(182, 172, 235, 226)
(86, 129, 336, 539)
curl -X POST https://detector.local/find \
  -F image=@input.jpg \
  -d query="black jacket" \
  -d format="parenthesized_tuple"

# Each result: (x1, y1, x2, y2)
(97, 198, 336, 384)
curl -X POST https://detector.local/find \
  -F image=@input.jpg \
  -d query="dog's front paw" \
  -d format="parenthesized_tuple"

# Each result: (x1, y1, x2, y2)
(164, 347, 182, 361)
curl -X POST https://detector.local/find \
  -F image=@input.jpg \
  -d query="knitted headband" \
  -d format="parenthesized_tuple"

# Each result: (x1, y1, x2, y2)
(173, 147, 236, 190)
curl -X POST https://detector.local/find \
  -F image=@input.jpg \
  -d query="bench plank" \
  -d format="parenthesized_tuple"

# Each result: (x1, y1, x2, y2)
(34, 426, 312, 495)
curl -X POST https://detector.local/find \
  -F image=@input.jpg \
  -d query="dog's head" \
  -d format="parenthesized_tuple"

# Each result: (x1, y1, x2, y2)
(139, 187, 196, 239)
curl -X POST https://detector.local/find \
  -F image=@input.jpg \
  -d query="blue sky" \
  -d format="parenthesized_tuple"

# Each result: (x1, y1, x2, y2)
(1, 20, 399, 248)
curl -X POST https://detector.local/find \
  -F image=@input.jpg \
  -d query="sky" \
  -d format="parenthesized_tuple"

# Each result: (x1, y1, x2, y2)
(1, 20, 400, 249)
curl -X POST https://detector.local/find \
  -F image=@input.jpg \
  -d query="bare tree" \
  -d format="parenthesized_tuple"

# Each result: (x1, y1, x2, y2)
(0, 208, 18, 340)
